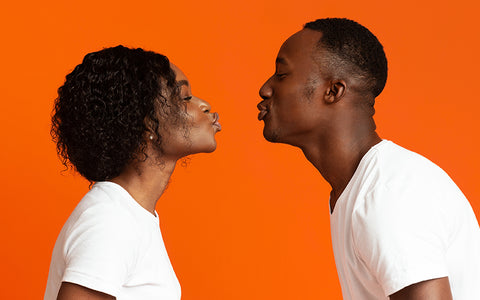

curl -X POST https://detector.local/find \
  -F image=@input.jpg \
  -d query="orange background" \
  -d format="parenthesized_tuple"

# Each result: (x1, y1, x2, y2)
(1, 0, 479, 299)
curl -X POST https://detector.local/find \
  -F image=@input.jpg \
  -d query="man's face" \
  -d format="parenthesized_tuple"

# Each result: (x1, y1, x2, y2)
(257, 29, 329, 146)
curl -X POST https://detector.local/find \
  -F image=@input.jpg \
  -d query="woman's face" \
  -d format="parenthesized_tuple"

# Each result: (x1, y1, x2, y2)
(160, 64, 221, 159)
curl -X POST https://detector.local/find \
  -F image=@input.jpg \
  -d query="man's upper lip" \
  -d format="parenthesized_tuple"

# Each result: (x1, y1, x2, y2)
(257, 101, 267, 111)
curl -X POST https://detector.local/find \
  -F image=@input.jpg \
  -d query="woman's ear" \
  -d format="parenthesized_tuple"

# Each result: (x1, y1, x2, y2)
(143, 117, 156, 143)
(324, 80, 346, 104)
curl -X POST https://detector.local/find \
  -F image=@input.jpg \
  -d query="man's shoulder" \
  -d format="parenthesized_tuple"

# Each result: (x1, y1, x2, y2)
(349, 140, 460, 211)
(370, 140, 447, 181)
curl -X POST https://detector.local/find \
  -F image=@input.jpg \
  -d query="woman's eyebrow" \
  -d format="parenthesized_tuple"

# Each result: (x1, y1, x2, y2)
(176, 80, 189, 88)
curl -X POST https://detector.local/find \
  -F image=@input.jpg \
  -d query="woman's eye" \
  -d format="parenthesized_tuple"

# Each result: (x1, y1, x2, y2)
(183, 96, 192, 101)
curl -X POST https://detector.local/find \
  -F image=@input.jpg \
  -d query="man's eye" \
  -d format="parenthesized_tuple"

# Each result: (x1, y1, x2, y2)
(183, 96, 192, 101)
(275, 73, 287, 79)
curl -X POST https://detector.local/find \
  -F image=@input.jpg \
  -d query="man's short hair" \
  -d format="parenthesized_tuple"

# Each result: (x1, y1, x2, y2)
(304, 18, 388, 98)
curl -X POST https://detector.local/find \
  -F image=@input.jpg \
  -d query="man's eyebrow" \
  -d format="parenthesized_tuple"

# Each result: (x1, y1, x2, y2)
(275, 57, 287, 65)
(176, 80, 189, 87)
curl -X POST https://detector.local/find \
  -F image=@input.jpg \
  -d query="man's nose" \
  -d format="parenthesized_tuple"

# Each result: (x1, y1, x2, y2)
(259, 80, 273, 100)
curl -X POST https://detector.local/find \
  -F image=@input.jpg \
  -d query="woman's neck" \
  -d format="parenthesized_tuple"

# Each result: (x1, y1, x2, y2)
(110, 158, 177, 215)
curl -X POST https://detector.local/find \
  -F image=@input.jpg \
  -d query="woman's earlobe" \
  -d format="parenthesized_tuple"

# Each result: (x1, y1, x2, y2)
(144, 129, 155, 142)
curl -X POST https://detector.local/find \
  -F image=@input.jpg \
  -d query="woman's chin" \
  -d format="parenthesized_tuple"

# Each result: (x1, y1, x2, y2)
(188, 140, 218, 155)
(202, 141, 217, 153)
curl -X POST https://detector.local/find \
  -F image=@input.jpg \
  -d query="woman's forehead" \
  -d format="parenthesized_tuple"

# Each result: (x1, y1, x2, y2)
(170, 63, 189, 82)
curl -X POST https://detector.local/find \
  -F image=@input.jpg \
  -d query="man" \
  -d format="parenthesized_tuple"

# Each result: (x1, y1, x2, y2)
(257, 18, 480, 299)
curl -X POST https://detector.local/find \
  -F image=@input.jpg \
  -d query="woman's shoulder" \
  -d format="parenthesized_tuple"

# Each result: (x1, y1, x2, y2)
(63, 182, 140, 238)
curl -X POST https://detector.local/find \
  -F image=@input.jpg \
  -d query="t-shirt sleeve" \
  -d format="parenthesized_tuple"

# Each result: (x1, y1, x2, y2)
(351, 183, 450, 296)
(61, 207, 138, 297)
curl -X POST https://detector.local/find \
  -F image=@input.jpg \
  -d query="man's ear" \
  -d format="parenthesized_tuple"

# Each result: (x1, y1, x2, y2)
(324, 80, 346, 104)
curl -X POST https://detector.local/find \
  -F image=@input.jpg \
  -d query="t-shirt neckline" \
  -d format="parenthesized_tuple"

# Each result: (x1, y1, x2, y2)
(329, 139, 390, 216)
(94, 181, 160, 223)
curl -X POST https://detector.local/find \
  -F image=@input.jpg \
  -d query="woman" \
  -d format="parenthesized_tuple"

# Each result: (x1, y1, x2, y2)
(45, 45, 221, 300)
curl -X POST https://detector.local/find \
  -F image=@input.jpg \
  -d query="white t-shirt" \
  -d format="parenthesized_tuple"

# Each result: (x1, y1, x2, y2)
(330, 140, 480, 299)
(44, 181, 181, 300)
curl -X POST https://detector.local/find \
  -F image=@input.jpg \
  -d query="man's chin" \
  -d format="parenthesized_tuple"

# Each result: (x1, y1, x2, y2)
(263, 129, 279, 143)
(263, 129, 300, 148)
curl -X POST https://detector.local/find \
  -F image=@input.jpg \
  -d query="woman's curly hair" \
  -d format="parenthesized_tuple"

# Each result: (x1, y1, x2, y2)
(51, 45, 184, 182)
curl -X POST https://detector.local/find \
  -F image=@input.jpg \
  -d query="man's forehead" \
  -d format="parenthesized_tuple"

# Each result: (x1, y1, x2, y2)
(276, 29, 322, 64)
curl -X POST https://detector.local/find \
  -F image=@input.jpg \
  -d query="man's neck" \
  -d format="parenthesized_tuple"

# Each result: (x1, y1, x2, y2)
(300, 127, 381, 213)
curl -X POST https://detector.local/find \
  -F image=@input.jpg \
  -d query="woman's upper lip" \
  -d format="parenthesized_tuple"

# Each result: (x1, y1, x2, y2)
(212, 112, 221, 131)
